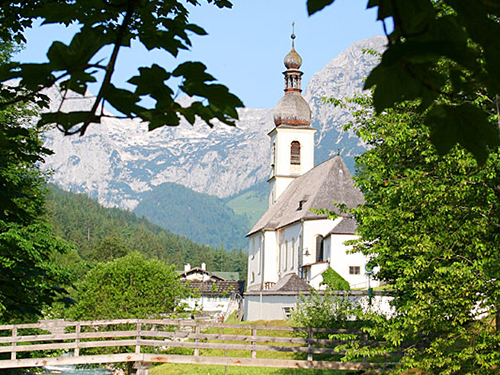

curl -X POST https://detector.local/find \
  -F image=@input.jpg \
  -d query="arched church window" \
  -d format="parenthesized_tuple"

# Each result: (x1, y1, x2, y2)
(291, 141, 300, 165)
(316, 235, 324, 263)
(284, 240, 288, 271)
(271, 143, 276, 174)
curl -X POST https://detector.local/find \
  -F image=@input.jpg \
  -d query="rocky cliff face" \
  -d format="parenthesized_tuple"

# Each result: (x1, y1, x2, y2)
(304, 35, 386, 170)
(42, 36, 386, 210)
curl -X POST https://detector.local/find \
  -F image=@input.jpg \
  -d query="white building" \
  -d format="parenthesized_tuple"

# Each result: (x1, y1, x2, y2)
(244, 32, 379, 321)
(180, 263, 243, 320)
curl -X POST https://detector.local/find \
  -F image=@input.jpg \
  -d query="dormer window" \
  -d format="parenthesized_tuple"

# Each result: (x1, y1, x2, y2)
(298, 200, 306, 210)
(291, 141, 300, 165)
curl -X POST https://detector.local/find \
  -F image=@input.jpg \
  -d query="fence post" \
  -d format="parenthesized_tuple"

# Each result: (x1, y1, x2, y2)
(223, 326, 228, 375)
(307, 328, 313, 362)
(194, 322, 200, 357)
(251, 326, 257, 359)
(362, 333, 368, 363)
(135, 320, 141, 354)
(75, 322, 80, 357)
(133, 361, 151, 375)
(11, 325, 17, 360)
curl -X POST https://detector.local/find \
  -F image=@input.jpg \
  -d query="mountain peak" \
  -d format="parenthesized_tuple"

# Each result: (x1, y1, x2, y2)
(43, 36, 385, 211)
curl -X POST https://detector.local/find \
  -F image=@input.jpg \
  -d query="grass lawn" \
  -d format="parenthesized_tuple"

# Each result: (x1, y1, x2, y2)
(149, 317, 364, 375)
(150, 363, 348, 375)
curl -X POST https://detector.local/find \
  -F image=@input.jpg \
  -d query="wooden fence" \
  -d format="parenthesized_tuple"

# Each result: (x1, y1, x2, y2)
(0, 319, 392, 372)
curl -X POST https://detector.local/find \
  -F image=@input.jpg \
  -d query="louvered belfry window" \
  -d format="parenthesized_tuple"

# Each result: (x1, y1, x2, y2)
(291, 141, 301, 165)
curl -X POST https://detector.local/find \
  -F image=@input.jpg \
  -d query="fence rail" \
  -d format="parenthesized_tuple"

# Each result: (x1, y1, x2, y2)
(0, 319, 392, 371)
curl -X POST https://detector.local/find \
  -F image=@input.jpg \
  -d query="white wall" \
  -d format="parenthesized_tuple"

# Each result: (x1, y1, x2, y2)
(247, 233, 259, 289)
(244, 293, 394, 321)
(302, 218, 339, 265)
(244, 294, 299, 321)
(307, 262, 330, 289)
(276, 223, 302, 278)
(182, 296, 232, 315)
(269, 127, 316, 203)
(262, 230, 278, 285)
(327, 234, 380, 289)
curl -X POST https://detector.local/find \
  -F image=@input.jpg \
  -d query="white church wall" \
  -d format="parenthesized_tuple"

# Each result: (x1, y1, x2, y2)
(247, 233, 260, 290)
(276, 223, 302, 278)
(244, 294, 299, 321)
(307, 262, 330, 289)
(268, 127, 316, 203)
(262, 230, 279, 285)
(302, 219, 340, 265)
(272, 176, 295, 205)
(327, 234, 379, 289)
(243, 292, 394, 321)
(271, 128, 315, 177)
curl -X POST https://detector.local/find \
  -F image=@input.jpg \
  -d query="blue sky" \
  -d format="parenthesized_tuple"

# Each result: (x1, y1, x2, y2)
(14, 0, 385, 109)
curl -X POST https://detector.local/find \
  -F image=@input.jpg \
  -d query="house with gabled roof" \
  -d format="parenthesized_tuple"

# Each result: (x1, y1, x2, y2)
(180, 263, 244, 320)
(243, 31, 379, 321)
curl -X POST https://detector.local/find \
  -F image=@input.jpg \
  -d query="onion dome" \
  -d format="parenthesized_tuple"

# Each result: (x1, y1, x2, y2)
(284, 36, 302, 69)
(273, 27, 311, 127)
(273, 92, 311, 126)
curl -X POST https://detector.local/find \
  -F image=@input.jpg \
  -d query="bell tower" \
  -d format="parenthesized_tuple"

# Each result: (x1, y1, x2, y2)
(268, 26, 316, 206)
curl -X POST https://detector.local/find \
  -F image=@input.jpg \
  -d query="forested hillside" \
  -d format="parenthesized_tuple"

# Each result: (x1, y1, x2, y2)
(225, 181, 268, 227)
(45, 185, 248, 280)
(133, 183, 251, 250)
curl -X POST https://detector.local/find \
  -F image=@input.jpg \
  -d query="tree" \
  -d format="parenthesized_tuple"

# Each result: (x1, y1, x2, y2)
(0, 65, 74, 321)
(320, 267, 350, 291)
(292, 290, 361, 335)
(337, 95, 500, 373)
(0, 0, 242, 135)
(88, 235, 129, 262)
(307, 0, 500, 164)
(71, 252, 187, 320)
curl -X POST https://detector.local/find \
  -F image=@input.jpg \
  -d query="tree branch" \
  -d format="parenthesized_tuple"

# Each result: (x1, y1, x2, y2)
(80, 0, 137, 136)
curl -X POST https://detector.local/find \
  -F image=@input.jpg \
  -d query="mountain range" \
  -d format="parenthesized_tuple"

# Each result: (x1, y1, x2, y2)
(41, 36, 386, 249)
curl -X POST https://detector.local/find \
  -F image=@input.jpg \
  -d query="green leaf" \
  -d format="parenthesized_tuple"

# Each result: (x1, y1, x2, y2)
(102, 83, 141, 117)
(185, 23, 207, 36)
(426, 104, 499, 165)
(307, 0, 336, 16)
(128, 64, 173, 97)
(59, 72, 97, 96)
(172, 62, 215, 83)
(39, 111, 100, 134)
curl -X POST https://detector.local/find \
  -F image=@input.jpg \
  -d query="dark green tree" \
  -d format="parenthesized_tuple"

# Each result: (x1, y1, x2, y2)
(337, 95, 500, 373)
(0, 71, 74, 322)
(320, 267, 350, 291)
(88, 235, 129, 262)
(307, 0, 500, 164)
(71, 252, 187, 319)
(292, 290, 360, 334)
(0, 0, 242, 135)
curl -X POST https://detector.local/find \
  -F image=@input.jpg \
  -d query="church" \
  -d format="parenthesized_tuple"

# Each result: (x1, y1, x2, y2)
(243, 32, 379, 321)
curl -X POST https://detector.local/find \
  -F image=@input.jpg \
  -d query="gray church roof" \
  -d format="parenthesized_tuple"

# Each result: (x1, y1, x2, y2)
(328, 217, 358, 235)
(269, 273, 312, 292)
(248, 156, 363, 236)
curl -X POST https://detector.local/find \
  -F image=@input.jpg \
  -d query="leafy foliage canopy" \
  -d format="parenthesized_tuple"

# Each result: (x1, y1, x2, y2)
(0, 0, 242, 135)
(336, 95, 500, 373)
(71, 252, 187, 320)
(0, 86, 73, 323)
(308, 0, 500, 164)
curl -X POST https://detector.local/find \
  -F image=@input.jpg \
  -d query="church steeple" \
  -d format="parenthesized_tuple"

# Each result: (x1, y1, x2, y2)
(273, 28, 311, 127)
(283, 24, 303, 92)
(268, 26, 316, 206)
